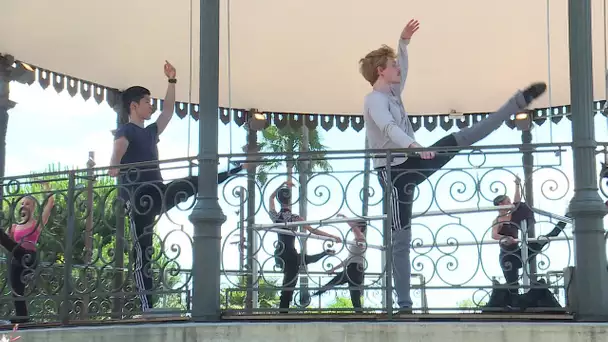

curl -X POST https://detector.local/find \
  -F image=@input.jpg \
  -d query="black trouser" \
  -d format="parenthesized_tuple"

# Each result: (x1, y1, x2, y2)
(499, 246, 522, 294)
(312, 263, 365, 310)
(277, 249, 329, 312)
(124, 168, 240, 310)
(377, 135, 460, 232)
(0, 230, 37, 322)
(528, 220, 567, 254)
(376, 135, 460, 308)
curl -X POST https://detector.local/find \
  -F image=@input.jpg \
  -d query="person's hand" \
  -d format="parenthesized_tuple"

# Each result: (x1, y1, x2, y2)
(514, 175, 521, 185)
(336, 213, 346, 219)
(108, 167, 119, 177)
(283, 180, 294, 188)
(164, 60, 176, 79)
(401, 19, 420, 40)
(410, 142, 435, 160)
(333, 236, 342, 244)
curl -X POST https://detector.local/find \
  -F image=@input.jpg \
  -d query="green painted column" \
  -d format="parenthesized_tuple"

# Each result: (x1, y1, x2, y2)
(189, 0, 225, 321)
(567, 0, 608, 321)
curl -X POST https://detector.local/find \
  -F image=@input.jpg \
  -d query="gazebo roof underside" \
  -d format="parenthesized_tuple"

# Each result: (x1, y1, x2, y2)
(1, 0, 608, 132)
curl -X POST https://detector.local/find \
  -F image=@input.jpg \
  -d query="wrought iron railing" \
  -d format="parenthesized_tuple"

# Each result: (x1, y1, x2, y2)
(0, 142, 605, 323)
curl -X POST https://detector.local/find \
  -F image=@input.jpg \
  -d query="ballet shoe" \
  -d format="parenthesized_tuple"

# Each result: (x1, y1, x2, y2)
(394, 308, 413, 315)
(228, 162, 244, 174)
(523, 82, 547, 105)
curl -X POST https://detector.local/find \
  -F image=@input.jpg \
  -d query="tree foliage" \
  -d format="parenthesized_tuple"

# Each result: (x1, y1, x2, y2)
(220, 276, 280, 309)
(456, 298, 487, 313)
(327, 296, 355, 309)
(0, 166, 186, 321)
(257, 126, 332, 185)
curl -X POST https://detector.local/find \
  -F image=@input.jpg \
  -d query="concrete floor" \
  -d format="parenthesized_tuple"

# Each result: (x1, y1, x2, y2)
(8, 321, 608, 342)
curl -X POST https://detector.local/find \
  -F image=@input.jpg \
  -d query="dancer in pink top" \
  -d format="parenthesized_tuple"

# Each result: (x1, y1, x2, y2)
(0, 182, 55, 323)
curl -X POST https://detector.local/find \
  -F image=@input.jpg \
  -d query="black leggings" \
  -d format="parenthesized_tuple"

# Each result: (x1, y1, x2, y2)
(312, 263, 365, 310)
(125, 168, 241, 310)
(499, 247, 522, 293)
(0, 230, 37, 322)
(277, 250, 329, 311)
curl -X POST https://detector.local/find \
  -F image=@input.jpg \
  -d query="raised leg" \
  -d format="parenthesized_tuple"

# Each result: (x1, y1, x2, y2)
(452, 83, 546, 146)
(311, 270, 347, 297)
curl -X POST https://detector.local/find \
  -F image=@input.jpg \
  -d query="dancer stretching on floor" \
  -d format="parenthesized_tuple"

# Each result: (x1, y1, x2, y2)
(268, 181, 342, 313)
(361, 19, 547, 313)
(0, 182, 55, 323)
(311, 214, 367, 312)
(108, 61, 244, 312)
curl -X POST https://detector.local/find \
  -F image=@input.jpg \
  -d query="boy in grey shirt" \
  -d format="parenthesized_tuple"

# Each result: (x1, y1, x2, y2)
(360, 19, 546, 312)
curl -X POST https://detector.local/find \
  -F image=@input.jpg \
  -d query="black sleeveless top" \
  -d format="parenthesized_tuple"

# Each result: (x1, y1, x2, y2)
(269, 208, 299, 255)
(497, 202, 536, 251)
(498, 220, 519, 239)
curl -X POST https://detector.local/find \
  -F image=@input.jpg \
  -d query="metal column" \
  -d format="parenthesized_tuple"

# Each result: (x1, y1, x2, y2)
(521, 129, 537, 284)
(189, 0, 225, 321)
(567, 0, 608, 321)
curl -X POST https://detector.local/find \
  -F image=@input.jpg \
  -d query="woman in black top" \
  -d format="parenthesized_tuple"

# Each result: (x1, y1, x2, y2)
(492, 176, 569, 294)
(492, 176, 523, 294)
(268, 181, 342, 312)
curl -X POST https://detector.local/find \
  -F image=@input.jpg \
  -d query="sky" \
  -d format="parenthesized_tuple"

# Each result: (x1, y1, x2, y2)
(5, 79, 608, 311)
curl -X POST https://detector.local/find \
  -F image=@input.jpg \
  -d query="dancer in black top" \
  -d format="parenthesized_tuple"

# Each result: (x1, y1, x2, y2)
(492, 176, 568, 293)
(268, 181, 342, 312)
(108, 61, 244, 311)
(492, 176, 523, 293)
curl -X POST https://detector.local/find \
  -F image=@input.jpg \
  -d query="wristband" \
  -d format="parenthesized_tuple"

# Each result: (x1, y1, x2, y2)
(168, 78, 177, 84)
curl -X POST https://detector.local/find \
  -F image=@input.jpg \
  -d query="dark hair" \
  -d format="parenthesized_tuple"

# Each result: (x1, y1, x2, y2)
(493, 195, 508, 206)
(276, 188, 291, 206)
(122, 86, 151, 115)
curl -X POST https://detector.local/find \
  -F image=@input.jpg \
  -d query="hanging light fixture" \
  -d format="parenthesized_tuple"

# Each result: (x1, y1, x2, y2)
(0, 54, 35, 86)
(247, 108, 267, 131)
(515, 111, 532, 131)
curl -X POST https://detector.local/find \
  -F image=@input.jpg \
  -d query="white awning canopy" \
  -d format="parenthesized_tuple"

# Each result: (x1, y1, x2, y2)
(1, 0, 607, 115)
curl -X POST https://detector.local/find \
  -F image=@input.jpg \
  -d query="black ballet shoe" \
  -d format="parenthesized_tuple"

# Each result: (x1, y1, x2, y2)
(228, 162, 243, 174)
(523, 82, 547, 104)
(325, 249, 336, 256)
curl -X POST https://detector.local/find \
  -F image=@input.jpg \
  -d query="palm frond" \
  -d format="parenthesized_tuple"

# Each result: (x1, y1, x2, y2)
(257, 126, 333, 177)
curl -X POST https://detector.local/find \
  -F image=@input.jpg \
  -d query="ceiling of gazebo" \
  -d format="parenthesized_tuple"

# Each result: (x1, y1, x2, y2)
(1, 0, 607, 115)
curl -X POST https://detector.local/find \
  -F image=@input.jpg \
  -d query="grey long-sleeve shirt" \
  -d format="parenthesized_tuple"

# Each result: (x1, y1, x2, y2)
(363, 38, 415, 169)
